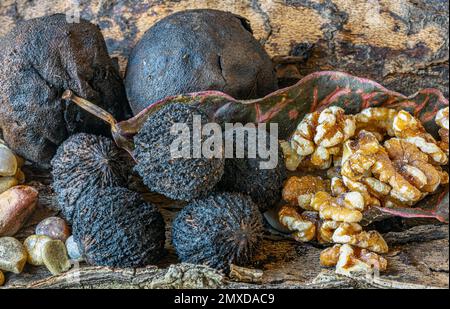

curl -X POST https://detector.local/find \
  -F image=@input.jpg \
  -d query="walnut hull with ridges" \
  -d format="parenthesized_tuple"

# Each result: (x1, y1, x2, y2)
(51, 133, 131, 223)
(73, 187, 166, 268)
(133, 104, 224, 202)
(172, 192, 264, 271)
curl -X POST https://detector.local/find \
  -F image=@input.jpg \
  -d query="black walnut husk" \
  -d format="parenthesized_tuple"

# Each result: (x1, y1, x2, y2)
(73, 186, 166, 267)
(217, 127, 286, 212)
(125, 9, 277, 115)
(0, 14, 130, 168)
(133, 103, 224, 201)
(51, 133, 131, 223)
(172, 192, 264, 271)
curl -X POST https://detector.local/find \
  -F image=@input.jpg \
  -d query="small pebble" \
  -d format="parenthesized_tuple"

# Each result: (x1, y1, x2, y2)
(41, 240, 71, 275)
(65, 235, 82, 260)
(24, 235, 52, 266)
(0, 270, 4, 286)
(36, 217, 71, 242)
(0, 186, 39, 236)
(0, 176, 18, 194)
(0, 237, 28, 274)
(0, 145, 17, 177)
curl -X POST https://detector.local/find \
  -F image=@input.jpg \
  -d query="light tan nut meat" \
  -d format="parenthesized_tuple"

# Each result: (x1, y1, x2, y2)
(355, 107, 397, 138)
(317, 220, 341, 244)
(320, 244, 342, 267)
(310, 191, 363, 223)
(282, 175, 330, 207)
(393, 110, 448, 165)
(280, 141, 302, 171)
(290, 107, 356, 169)
(278, 205, 316, 242)
(436, 107, 449, 156)
(332, 223, 389, 254)
(342, 131, 422, 205)
(336, 244, 388, 275)
(384, 138, 447, 193)
(331, 177, 348, 196)
(342, 176, 382, 207)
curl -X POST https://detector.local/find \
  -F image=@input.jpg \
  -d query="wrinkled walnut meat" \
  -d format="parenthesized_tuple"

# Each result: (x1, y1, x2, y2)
(384, 138, 448, 194)
(342, 130, 448, 206)
(279, 175, 389, 274)
(278, 205, 316, 242)
(282, 175, 330, 206)
(436, 107, 449, 156)
(342, 131, 423, 205)
(393, 111, 448, 165)
(320, 244, 387, 275)
(289, 107, 356, 170)
(355, 107, 397, 140)
(305, 191, 364, 223)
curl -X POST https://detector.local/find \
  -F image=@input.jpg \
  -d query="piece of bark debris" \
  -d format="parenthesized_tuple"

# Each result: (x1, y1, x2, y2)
(229, 264, 264, 283)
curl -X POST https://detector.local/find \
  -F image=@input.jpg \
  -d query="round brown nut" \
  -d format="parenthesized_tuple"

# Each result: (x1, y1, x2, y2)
(36, 217, 71, 242)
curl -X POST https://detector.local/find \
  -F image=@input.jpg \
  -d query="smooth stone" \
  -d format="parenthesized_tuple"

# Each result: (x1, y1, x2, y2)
(36, 217, 71, 242)
(41, 240, 71, 275)
(65, 235, 82, 260)
(0, 237, 28, 274)
(0, 186, 39, 236)
(0, 176, 18, 194)
(0, 270, 4, 286)
(24, 235, 52, 266)
(0, 146, 17, 177)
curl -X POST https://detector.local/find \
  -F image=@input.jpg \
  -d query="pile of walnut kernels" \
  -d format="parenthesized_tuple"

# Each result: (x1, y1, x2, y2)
(279, 106, 449, 276)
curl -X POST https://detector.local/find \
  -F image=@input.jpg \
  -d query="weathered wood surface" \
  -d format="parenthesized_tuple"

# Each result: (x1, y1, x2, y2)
(0, 0, 448, 96)
(0, 0, 449, 289)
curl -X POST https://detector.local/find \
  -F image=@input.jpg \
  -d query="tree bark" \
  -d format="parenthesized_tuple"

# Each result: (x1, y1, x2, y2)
(1, 0, 448, 96)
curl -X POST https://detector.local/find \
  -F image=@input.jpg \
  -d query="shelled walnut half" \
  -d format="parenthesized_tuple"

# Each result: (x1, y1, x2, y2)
(278, 205, 316, 242)
(436, 107, 449, 156)
(320, 244, 388, 275)
(341, 131, 423, 205)
(282, 175, 330, 206)
(289, 107, 356, 170)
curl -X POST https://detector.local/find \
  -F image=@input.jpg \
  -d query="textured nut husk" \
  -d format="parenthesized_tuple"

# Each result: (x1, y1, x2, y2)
(0, 237, 28, 274)
(36, 217, 71, 242)
(41, 240, 71, 276)
(0, 146, 17, 177)
(23, 235, 52, 266)
(0, 185, 38, 236)
(0, 177, 19, 194)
